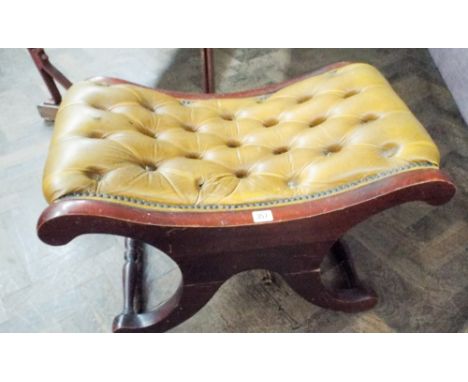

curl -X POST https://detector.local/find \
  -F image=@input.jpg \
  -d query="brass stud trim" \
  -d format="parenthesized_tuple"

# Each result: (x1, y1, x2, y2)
(61, 162, 438, 212)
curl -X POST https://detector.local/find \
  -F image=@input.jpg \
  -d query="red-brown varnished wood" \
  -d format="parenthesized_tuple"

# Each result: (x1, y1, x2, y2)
(37, 169, 455, 244)
(113, 239, 376, 332)
(28, 48, 72, 105)
(201, 48, 215, 93)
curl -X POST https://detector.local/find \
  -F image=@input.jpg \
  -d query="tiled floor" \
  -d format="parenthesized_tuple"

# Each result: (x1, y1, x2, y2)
(0, 48, 467, 332)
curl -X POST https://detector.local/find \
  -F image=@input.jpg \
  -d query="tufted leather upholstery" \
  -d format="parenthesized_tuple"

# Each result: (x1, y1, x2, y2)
(43, 63, 440, 211)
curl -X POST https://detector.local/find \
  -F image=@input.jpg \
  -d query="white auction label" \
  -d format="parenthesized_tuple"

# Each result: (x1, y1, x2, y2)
(252, 210, 273, 223)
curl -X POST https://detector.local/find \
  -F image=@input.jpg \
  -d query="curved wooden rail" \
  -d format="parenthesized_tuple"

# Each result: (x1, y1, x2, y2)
(38, 169, 455, 245)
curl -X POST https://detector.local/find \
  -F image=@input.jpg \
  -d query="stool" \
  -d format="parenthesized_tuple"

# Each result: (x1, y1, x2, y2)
(37, 62, 455, 332)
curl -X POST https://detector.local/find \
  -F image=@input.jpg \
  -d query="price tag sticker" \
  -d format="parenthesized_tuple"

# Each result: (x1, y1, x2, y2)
(252, 210, 273, 223)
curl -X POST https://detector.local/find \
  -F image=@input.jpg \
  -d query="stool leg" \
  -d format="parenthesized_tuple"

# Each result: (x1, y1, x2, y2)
(282, 240, 377, 313)
(122, 238, 144, 315)
(113, 278, 220, 333)
(112, 239, 219, 333)
(330, 240, 363, 289)
(112, 238, 145, 331)
(134, 281, 222, 332)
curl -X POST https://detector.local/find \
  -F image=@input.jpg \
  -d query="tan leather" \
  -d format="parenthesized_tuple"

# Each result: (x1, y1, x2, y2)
(43, 63, 440, 210)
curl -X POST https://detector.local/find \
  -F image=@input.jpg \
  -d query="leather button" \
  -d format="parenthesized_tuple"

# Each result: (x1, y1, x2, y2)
(221, 113, 234, 121)
(234, 169, 248, 179)
(185, 153, 202, 160)
(361, 114, 379, 124)
(309, 117, 326, 128)
(263, 119, 278, 127)
(84, 168, 103, 181)
(144, 164, 158, 172)
(182, 124, 198, 132)
(297, 95, 312, 104)
(343, 90, 359, 98)
(323, 144, 342, 156)
(91, 104, 107, 111)
(226, 139, 241, 148)
(381, 143, 399, 158)
(142, 104, 155, 112)
(287, 178, 299, 188)
(273, 147, 289, 155)
(87, 131, 105, 139)
(137, 128, 156, 138)
(196, 178, 204, 188)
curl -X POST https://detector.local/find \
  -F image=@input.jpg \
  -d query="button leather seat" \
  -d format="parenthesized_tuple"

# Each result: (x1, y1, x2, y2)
(42, 63, 440, 211)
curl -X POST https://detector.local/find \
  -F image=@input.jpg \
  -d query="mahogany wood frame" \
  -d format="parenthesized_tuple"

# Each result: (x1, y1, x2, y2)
(35, 62, 456, 332)
(38, 169, 455, 332)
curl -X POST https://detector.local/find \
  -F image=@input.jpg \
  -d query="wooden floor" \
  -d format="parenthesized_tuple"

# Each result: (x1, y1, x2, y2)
(0, 48, 467, 332)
